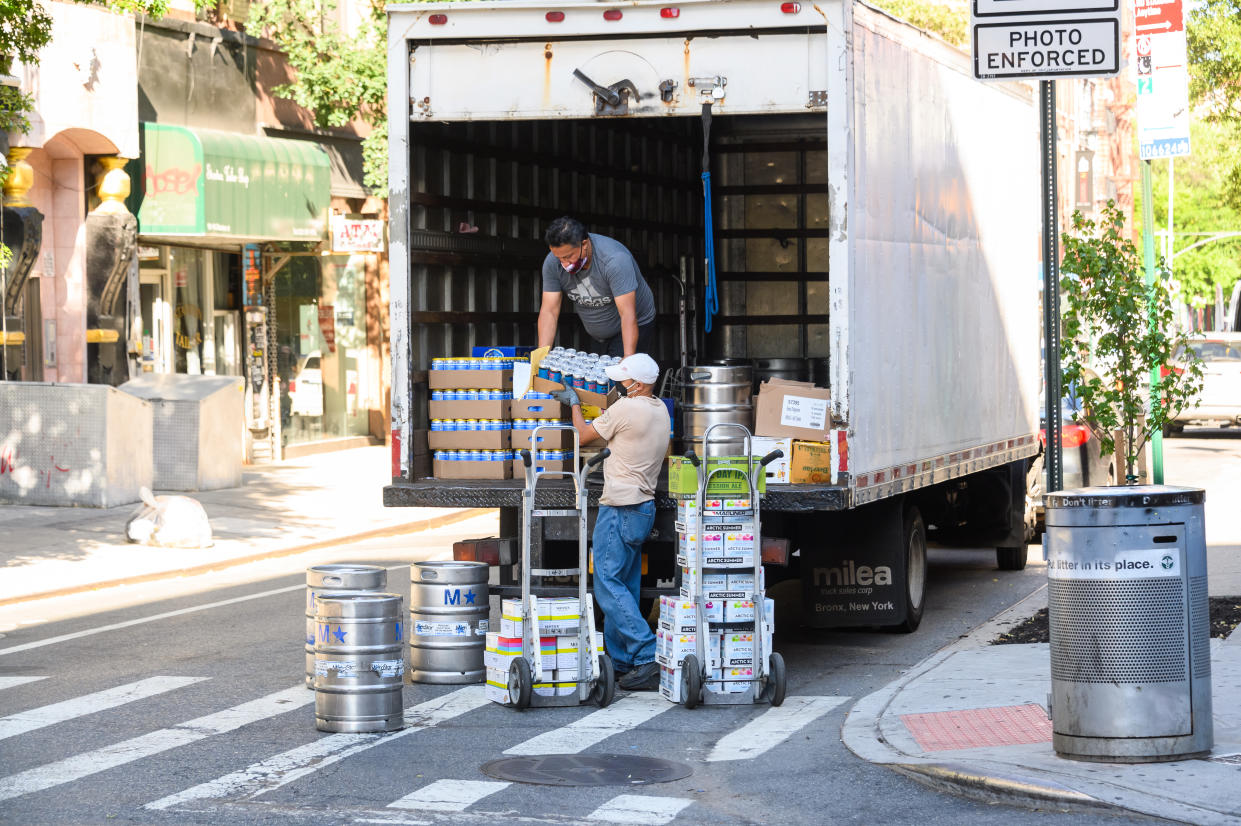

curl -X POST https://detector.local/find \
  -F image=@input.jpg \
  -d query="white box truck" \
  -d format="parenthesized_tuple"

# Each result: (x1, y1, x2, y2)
(384, 0, 1041, 632)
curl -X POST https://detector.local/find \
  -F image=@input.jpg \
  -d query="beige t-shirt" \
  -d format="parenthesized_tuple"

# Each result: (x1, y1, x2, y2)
(591, 396, 670, 506)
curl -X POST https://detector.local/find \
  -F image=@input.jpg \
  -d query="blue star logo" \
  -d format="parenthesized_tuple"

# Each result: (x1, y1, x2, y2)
(464, 591, 476, 605)
(333, 625, 347, 643)
(395, 621, 403, 641)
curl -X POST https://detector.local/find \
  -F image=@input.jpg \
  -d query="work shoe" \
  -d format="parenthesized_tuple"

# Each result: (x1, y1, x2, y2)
(617, 661, 659, 691)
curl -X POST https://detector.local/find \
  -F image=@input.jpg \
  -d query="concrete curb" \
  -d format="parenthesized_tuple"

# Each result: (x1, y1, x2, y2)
(889, 762, 1105, 813)
(0, 508, 492, 608)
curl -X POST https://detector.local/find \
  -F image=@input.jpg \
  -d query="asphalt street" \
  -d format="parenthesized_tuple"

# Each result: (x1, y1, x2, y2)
(2, 431, 1235, 825)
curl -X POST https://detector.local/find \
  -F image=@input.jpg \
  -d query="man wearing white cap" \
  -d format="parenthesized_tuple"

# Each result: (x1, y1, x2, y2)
(551, 353, 669, 691)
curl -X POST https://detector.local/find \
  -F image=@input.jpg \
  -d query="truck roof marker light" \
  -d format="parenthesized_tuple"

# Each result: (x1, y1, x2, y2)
(781, 2, 801, 12)
(546, 10, 564, 22)
(603, 9, 623, 20)
(428, 13, 447, 24)
(660, 7, 680, 17)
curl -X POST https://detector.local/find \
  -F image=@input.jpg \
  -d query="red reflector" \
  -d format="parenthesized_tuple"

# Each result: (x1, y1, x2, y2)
(781, 1, 801, 11)
(545, 10, 564, 21)
(660, 7, 680, 17)
(1061, 423, 1091, 449)
(288, 379, 296, 393)
(603, 9, 623, 20)
(428, 13, 447, 24)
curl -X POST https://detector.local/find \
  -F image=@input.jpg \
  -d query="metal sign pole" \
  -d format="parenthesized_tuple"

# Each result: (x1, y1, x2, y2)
(1041, 79, 1063, 494)
(1140, 159, 1164, 484)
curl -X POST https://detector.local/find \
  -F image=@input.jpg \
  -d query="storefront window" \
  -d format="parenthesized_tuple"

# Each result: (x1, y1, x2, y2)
(275, 255, 369, 446)
(168, 247, 208, 374)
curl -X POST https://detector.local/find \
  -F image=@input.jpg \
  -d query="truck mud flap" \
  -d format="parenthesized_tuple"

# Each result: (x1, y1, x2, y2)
(800, 497, 908, 628)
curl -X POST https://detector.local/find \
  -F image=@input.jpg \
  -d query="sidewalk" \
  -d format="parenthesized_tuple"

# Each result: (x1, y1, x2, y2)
(0, 446, 487, 606)
(843, 585, 1241, 825)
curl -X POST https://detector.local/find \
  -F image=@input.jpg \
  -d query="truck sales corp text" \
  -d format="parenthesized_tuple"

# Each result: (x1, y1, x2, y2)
(988, 29, 1108, 71)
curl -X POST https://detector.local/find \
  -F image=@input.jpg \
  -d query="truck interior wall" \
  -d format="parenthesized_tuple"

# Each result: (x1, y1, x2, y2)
(708, 115, 830, 363)
(405, 117, 702, 431)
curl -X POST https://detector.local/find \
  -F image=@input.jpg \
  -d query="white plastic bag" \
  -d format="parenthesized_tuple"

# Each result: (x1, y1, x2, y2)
(125, 487, 214, 548)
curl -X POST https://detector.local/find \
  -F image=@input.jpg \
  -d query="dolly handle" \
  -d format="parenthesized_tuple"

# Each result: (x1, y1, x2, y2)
(586, 448, 610, 469)
(759, 449, 784, 468)
(519, 449, 532, 467)
(684, 449, 701, 468)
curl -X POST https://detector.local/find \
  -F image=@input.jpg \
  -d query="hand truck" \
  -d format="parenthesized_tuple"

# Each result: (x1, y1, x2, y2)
(507, 423, 616, 710)
(678, 422, 786, 708)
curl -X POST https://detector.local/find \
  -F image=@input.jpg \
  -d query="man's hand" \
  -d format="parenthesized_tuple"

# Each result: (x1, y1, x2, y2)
(550, 386, 580, 407)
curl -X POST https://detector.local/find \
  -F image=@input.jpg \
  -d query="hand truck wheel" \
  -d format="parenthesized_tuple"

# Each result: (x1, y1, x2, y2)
(508, 656, 532, 710)
(590, 653, 616, 708)
(762, 651, 787, 707)
(681, 654, 702, 709)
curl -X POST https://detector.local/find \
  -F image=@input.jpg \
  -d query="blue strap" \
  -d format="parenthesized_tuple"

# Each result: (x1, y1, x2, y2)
(702, 170, 719, 334)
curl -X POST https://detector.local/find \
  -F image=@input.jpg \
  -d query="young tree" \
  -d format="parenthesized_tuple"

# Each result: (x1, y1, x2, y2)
(1060, 201, 1204, 483)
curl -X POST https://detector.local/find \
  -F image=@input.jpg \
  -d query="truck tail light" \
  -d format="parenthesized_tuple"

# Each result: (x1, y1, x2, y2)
(761, 536, 791, 566)
(1061, 423, 1091, 448)
(453, 537, 513, 566)
(428, 13, 447, 24)
(288, 378, 297, 393)
(603, 9, 623, 20)
(660, 7, 680, 17)
(546, 10, 564, 22)
(781, 2, 801, 12)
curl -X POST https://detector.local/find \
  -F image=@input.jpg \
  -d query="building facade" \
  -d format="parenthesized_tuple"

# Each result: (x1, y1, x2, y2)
(3, 0, 390, 463)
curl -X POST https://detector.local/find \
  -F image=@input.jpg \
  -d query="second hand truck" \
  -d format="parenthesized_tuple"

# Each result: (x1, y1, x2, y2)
(507, 423, 617, 710)
(679, 423, 786, 708)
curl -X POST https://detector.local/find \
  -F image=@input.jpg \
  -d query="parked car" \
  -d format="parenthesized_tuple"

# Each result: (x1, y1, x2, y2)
(1167, 334, 1241, 432)
(289, 351, 324, 417)
(1027, 385, 1116, 537)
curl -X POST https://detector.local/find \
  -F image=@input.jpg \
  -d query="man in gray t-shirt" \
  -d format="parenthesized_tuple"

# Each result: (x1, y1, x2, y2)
(539, 216, 656, 357)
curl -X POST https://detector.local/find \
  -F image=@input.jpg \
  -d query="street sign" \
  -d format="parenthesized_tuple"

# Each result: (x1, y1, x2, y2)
(972, 0, 1122, 80)
(1134, 0, 1191, 158)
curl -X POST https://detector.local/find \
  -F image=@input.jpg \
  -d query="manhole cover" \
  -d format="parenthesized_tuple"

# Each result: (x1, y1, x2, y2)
(481, 754, 692, 786)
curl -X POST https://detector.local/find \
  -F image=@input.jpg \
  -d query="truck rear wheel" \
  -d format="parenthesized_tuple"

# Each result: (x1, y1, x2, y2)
(996, 545, 1028, 571)
(894, 505, 927, 633)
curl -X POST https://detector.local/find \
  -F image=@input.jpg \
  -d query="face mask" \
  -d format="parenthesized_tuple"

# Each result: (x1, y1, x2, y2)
(616, 380, 634, 397)
(560, 242, 589, 275)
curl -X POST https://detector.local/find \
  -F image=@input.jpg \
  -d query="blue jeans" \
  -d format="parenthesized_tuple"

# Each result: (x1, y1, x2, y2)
(592, 501, 656, 671)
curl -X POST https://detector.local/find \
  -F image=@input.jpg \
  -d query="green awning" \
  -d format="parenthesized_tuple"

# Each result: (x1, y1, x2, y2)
(130, 123, 331, 242)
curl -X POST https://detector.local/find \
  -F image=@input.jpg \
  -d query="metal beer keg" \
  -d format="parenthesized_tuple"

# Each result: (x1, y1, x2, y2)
(313, 592, 405, 733)
(409, 561, 489, 684)
(305, 564, 387, 686)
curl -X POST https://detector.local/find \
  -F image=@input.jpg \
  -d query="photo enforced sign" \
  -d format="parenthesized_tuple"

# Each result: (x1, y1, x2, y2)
(971, 0, 1122, 81)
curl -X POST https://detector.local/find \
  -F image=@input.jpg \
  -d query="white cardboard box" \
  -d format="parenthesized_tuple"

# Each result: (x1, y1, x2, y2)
(658, 596, 699, 633)
(678, 569, 729, 599)
(724, 599, 756, 623)
(555, 632, 604, 672)
(659, 665, 682, 703)
(721, 633, 756, 667)
(750, 436, 794, 483)
(656, 630, 721, 669)
(500, 597, 581, 637)
(720, 666, 754, 693)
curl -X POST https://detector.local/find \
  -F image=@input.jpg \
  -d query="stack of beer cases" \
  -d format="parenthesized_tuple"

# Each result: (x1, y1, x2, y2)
(657, 496, 774, 703)
(428, 357, 516, 480)
(483, 597, 603, 705)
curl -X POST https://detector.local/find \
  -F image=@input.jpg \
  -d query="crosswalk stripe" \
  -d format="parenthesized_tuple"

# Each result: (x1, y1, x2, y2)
(503, 694, 670, 756)
(144, 686, 487, 811)
(705, 695, 848, 762)
(589, 794, 692, 825)
(388, 779, 510, 812)
(0, 685, 311, 803)
(0, 677, 206, 742)
(0, 676, 47, 691)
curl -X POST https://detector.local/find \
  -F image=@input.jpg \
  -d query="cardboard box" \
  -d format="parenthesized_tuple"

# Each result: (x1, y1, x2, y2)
(501, 597, 581, 637)
(434, 458, 512, 480)
(485, 680, 512, 705)
(472, 346, 532, 358)
(429, 399, 510, 420)
(750, 436, 793, 483)
(721, 633, 755, 667)
(720, 666, 754, 693)
(428, 430, 510, 450)
(667, 456, 766, 498)
(529, 458, 576, 475)
(678, 569, 729, 600)
(512, 397, 569, 419)
(511, 428, 574, 450)
(754, 379, 832, 441)
(788, 440, 833, 484)
(485, 667, 576, 698)
(658, 596, 699, 633)
(659, 665, 683, 703)
(656, 629, 721, 669)
(531, 376, 618, 410)
(429, 368, 512, 390)
(555, 632, 604, 673)
(677, 526, 755, 569)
